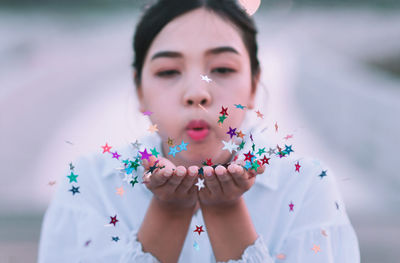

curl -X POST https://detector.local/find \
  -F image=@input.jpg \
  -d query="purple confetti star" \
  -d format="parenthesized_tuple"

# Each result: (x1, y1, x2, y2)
(226, 126, 237, 139)
(111, 151, 121, 160)
(139, 149, 152, 161)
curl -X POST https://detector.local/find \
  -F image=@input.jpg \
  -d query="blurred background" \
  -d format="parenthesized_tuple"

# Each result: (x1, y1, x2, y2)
(1, 0, 399, 262)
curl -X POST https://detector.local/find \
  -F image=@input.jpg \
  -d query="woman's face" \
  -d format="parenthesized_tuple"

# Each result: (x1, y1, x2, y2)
(137, 8, 260, 167)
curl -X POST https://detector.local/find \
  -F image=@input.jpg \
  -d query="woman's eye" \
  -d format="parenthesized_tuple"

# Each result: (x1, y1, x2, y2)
(212, 67, 235, 74)
(156, 70, 179, 77)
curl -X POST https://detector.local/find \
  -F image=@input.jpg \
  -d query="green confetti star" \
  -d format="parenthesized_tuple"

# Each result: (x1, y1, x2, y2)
(67, 172, 78, 183)
(257, 147, 266, 156)
(218, 114, 227, 124)
(239, 140, 245, 150)
(130, 176, 139, 187)
(251, 160, 260, 171)
(150, 147, 160, 158)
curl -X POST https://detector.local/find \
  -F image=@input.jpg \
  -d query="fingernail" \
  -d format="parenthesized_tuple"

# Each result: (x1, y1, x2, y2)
(206, 170, 212, 177)
(164, 169, 172, 177)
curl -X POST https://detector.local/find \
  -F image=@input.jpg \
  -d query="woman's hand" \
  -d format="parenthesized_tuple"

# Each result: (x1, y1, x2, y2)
(142, 155, 199, 210)
(198, 161, 265, 209)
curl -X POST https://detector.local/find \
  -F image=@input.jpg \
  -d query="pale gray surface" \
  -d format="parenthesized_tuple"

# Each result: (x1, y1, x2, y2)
(0, 6, 399, 263)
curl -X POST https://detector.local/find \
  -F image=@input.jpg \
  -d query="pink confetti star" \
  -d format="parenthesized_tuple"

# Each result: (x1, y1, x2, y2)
(101, 143, 112, 153)
(289, 201, 294, 212)
(284, 134, 294, 140)
(311, 244, 321, 253)
(295, 161, 301, 172)
(276, 253, 286, 260)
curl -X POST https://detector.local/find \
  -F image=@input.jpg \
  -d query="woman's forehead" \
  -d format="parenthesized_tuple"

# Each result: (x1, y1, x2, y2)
(146, 8, 246, 61)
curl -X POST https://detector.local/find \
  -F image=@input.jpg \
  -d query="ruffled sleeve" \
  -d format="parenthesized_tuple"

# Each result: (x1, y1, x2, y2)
(215, 235, 274, 263)
(119, 230, 161, 263)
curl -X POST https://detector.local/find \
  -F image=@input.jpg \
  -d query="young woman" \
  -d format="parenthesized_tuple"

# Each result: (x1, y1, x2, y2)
(38, 1, 360, 262)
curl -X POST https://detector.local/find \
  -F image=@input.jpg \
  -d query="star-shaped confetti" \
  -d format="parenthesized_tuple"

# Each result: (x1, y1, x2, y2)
(243, 151, 255, 162)
(267, 147, 276, 156)
(257, 147, 266, 156)
(261, 155, 270, 165)
(142, 110, 153, 116)
(251, 160, 260, 171)
(101, 143, 112, 153)
(234, 104, 246, 109)
(48, 180, 56, 186)
(84, 240, 92, 247)
(111, 151, 121, 160)
(109, 215, 119, 226)
(289, 201, 294, 212)
(311, 244, 321, 253)
(194, 225, 205, 235)
(112, 236, 120, 242)
(220, 106, 228, 116)
(69, 186, 80, 195)
(335, 201, 340, 210)
(168, 145, 179, 157)
(222, 140, 238, 153)
(69, 162, 75, 170)
(116, 186, 125, 196)
(319, 170, 327, 179)
(226, 126, 237, 138)
(218, 114, 227, 124)
(321, 229, 328, 237)
(284, 144, 294, 155)
(238, 140, 245, 150)
(195, 178, 205, 190)
(206, 158, 213, 166)
(139, 149, 152, 161)
(255, 110, 264, 119)
(193, 241, 200, 251)
(276, 254, 286, 260)
(295, 161, 301, 172)
(284, 134, 294, 140)
(236, 130, 245, 139)
(148, 124, 159, 133)
(131, 140, 141, 150)
(150, 147, 160, 158)
(67, 172, 78, 183)
(178, 140, 188, 151)
(167, 137, 174, 146)
(130, 176, 139, 187)
(200, 74, 212, 83)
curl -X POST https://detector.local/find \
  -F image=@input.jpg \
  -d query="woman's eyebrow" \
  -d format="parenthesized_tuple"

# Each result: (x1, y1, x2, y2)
(150, 46, 240, 61)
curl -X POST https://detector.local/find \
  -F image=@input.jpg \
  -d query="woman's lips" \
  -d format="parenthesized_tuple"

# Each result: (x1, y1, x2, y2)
(186, 119, 210, 141)
(187, 128, 210, 141)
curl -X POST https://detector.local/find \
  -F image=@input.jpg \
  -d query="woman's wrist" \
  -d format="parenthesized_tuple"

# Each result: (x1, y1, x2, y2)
(153, 196, 196, 215)
(199, 196, 243, 214)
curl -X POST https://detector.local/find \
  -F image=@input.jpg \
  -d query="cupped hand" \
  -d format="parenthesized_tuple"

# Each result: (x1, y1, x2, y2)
(142, 156, 199, 210)
(198, 161, 265, 208)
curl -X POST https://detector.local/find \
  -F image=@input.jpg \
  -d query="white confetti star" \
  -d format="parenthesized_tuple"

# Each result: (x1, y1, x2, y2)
(221, 139, 238, 153)
(200, 74, 212, 83)
(195, 178, 205, 191)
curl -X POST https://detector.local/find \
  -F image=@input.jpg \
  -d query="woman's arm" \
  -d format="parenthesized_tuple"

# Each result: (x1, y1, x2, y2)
(198, 163, 265, 262)
(137, 157, 199, 263)
(201, 197, 257, 261)
(137, 196, 196, 263)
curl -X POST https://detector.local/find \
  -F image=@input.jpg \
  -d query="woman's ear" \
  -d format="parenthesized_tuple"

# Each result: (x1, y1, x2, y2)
(247, 69, 261, 110)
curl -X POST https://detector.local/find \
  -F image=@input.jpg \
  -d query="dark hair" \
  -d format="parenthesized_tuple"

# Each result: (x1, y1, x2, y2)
(132, 0, 260, 89)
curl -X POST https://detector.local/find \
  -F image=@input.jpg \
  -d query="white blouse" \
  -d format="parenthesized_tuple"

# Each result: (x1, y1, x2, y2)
(38, 122, 360, 263)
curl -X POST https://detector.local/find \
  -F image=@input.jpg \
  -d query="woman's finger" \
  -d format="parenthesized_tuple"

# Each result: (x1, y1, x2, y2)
(227, 163, 246, 186)
(202, 166, 221, 195)
(162, 165, 186, 193)
(215, 165, 236, 194)
(175, 166, 198, 194)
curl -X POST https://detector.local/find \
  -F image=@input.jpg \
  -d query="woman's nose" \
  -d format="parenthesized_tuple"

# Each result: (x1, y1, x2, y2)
(183, 85, 212, 107)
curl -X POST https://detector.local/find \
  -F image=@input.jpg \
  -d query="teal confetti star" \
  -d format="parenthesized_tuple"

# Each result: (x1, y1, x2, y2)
(178, 140, 188, 151)
(69, 185, 80, 195)
(284, 144, 294, 155)
(256, 147, 266, 156)
(319, 170, 328, 179)
(168, 145, 179, 157)
(67, 172, 78, 183)
(150, 147, 160, 158)
(130, 176, 139, 187)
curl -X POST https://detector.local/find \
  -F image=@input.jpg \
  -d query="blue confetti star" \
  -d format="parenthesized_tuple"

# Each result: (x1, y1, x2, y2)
(168, 145, 179, 157)
(244, 161, 252, 170)
(112, 236, 120, 242)
(178, 140, 188, 151)
(193, 241, 200, 251)
(319, 170, 328, 179)
(234, 104, 246, 109)
(69, 185, 80, 195)
(284, 144, 294, 155)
